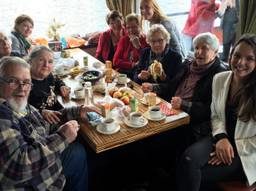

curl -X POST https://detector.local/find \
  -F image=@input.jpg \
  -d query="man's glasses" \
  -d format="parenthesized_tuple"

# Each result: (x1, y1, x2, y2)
(0, 77, 33, 90)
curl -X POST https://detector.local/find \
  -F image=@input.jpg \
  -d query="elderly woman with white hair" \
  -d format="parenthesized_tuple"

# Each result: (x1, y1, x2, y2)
(165, 32, 228, 144)
(133, 24, 182, 98)
(0, 32, 12, 58)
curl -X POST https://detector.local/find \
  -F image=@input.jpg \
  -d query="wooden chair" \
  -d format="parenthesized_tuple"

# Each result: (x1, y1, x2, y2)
(217, 181, 256, 191)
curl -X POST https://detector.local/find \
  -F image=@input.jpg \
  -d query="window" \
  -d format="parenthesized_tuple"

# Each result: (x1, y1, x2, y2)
(157, 0, 191, 32)
(0, 0, 109, 37)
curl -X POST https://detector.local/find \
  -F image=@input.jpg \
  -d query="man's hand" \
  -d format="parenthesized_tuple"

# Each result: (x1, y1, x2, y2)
(58, 120, 79, 143)
(171, 97, 182, 109)
(42, 109, 62, 124)
(215, 138, 234, 165)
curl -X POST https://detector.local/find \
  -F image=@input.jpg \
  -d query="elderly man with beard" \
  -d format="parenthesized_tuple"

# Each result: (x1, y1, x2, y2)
(0, 56, 89, 191)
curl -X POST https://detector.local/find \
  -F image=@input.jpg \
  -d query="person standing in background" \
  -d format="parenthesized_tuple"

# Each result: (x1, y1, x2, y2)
(140, 0, 186, 59)
(95, 10, 127, 63)
(217, 0, 239, 62)
(182, 0, 220, 55)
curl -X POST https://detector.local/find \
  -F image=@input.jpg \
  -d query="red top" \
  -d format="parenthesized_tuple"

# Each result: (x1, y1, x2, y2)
(95, 27, 126, 62)
(113, 34, 149, 70)
(183, 0, 220, 37)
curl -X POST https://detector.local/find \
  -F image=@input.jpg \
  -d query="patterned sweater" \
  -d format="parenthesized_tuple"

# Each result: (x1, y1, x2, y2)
(0, 98, 81, 190)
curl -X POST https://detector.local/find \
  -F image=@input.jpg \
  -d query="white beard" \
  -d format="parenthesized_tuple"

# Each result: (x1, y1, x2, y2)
(8, 98, 27, 113)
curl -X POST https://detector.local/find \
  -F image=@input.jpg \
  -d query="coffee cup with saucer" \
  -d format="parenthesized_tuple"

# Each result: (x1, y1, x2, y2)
(147, 106, 166, 121)
(97, 118, 120, 134)
(124, 112, 148, 128)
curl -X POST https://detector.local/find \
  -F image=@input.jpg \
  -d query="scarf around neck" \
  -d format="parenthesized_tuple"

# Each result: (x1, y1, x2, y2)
(12, 31, 31, 50)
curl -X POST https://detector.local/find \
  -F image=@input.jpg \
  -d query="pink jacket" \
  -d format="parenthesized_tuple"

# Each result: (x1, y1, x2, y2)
(183, 0, 220, 37)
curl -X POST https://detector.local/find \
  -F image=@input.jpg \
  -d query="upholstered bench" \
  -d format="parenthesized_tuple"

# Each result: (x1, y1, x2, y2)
(217, 181, 256, 191)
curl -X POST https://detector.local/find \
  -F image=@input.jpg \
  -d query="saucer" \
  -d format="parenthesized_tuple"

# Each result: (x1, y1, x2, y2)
(144, 111, 166, 121)
(124, 117, 148, 128)
(96, 123, 120, 135)
(71, 93, 85, 100)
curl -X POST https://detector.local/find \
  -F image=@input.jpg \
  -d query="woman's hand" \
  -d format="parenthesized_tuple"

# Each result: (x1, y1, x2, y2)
(208, 151, 223, 165)
(80, 105, 100, 123)
(42, 109, 62, 124)
(60, 86, 71, 98)
(129, 35, 141, 49)
(138, 70, 150, 80)
(215, 138, 234, 165)
(142, 82, 153, 93)
(171, 97, 182, 109)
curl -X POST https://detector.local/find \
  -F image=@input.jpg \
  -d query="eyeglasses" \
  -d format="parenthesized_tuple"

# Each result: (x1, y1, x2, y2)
(0, 77, 33, 90)
(151, 38, 165, 44)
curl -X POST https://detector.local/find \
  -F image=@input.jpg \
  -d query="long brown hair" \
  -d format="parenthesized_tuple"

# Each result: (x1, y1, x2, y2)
(229, 34, 256, 122)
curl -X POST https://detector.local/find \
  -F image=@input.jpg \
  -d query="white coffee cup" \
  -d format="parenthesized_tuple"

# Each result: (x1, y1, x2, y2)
(129, 112, 144, 125)
(102, 118, 116, 132)
(74, 87, 84, 98)
(117, 74, 127, 85)
(149, 106, 162, 119)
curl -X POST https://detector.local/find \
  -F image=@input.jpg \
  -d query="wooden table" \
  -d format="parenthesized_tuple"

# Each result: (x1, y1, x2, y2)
(58, 48, 190, 153)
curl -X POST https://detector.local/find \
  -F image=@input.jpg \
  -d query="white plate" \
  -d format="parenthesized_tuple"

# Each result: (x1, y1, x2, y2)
(140, 97, 161, 106)
(70, 93, 85, 100)
(124, 117, 148, 128)
(144, 111, 166, 121)
(96, 123, 120, 135)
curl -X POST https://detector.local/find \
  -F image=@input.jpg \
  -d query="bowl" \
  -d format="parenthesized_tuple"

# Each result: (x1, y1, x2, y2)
(81, 70, 101, 84)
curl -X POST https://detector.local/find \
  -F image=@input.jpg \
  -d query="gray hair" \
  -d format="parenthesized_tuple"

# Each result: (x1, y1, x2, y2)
(0, 56, 30, 77)
(28, 45, 53, 62)
(146, 24, 170, 45)
(193, 32, 219, 51)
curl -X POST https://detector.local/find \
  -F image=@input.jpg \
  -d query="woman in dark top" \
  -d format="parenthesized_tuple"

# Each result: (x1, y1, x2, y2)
(28, 45, 70, 124)
(167, 32, 228, 142)
(133, 24, 182, 98)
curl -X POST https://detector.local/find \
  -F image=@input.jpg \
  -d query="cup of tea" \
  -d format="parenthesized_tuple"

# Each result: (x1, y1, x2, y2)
(149, 106, 162, 119)
(74, 87, 84, 98)
(129, 112, 144, 125)
(102, 118, 116, 132)
(117, 74, 127, 85)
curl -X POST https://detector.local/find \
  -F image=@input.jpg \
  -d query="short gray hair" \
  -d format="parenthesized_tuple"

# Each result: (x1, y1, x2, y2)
(193, 32, 219, 51)
(0, 56, 30, 77)
(146, 24, 170, 45)
(28, 45, 53, 62)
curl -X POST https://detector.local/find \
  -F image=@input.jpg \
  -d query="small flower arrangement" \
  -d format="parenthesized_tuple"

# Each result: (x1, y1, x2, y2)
(47, 18, 65, 41)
